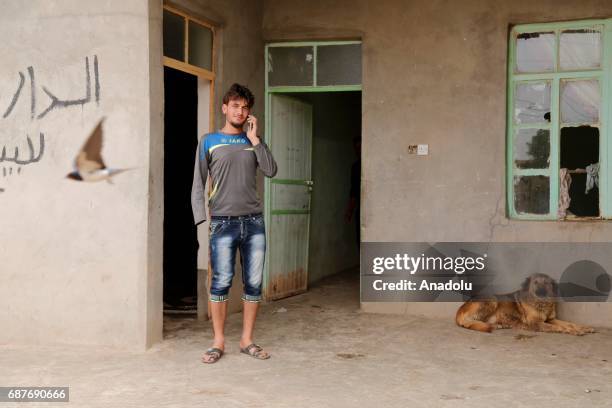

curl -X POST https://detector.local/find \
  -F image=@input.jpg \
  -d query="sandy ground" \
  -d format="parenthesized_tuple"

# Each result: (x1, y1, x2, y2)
(1, 270, 611, 408)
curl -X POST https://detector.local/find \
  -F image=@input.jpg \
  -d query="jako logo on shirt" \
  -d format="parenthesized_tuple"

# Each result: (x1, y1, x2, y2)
(221, 137, 247, 144)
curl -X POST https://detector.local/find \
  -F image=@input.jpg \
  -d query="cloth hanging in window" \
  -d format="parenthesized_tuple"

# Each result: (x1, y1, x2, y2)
(558, 168, 572, 218)
(585, 162, 599, 194)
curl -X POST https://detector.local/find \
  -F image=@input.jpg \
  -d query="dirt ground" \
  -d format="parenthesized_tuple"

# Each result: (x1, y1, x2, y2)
(1, 270, 611, 408)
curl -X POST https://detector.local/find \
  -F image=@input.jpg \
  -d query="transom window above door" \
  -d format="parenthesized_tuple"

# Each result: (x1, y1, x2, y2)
(266, 41, 362, 91)
(163, 5, 215, 80)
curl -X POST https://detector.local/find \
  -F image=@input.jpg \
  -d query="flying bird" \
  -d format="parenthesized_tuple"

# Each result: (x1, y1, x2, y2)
(66, 118, 129, 183)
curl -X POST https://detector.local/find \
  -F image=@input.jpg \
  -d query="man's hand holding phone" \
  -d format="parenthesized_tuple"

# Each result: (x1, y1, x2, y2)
(246, 115, 260, 146)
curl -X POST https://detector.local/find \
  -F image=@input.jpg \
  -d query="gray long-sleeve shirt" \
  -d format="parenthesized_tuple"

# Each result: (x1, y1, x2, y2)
(191, 131, 278, 225)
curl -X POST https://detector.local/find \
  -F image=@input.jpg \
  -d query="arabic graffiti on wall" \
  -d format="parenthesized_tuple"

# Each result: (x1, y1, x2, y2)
(0, 55, 101, 192)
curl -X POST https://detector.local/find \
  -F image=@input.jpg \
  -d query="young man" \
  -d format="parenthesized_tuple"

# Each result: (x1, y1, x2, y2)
(191, 83, 278, 364)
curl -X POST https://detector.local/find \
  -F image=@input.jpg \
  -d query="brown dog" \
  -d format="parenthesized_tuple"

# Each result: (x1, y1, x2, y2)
(456, 273, 595, 336)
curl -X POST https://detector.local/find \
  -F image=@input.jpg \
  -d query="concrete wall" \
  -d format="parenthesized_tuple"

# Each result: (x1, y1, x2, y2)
(291, 92, 360, 284)
(5, 0, 610, 350)
(262, 0, 612, 327)
(0, 0, 163, 349)
(147, 0, 165, 349)
(0, 0, 266, 349)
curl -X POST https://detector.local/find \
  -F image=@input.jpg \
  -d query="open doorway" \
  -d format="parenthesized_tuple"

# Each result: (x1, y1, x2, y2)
(263, 41, 362, 301)
(264, 91, 362, 299)
(163, 66, 199, 312)
(292, 92, 361, 284)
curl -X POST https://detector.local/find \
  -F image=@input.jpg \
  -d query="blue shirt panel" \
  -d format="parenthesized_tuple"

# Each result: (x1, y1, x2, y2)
(200, 132, 251, 161)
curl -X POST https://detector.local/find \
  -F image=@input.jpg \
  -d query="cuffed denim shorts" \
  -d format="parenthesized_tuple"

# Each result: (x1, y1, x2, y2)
(209, 213, 266, 302)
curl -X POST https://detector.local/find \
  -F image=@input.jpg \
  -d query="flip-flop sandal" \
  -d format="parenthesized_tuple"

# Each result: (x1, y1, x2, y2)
(240, 343, 270, 360)
(202, 347, 224, 364)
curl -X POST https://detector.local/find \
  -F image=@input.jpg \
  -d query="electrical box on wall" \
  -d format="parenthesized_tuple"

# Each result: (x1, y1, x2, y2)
(408, 144, 429, 155)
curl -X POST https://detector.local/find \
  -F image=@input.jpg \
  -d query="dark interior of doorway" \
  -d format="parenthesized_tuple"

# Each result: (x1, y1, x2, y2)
(163, 66, 199, 311)
(288, 91, 361, 287)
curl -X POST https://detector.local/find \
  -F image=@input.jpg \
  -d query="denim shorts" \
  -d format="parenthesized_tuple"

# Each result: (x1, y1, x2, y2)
(208, 213, 266, 302)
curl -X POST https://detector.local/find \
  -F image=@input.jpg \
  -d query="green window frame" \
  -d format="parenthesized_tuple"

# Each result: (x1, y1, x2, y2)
(507, 19, 612, 220)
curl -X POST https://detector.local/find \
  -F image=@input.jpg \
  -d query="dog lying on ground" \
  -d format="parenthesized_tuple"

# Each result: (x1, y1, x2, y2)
(456, 273, 595, 336)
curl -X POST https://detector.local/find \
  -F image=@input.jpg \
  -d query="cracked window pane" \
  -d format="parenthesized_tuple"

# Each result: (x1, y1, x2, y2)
(561, 80, 600, 124)
(514, 129, 550, 169)
(560, 28, 601, 71)
(514, 82, 551, 124)
(516, 32, 555, 73)
(163, 10, 185, 61)
(268, 47, 314, 86)
(514, 176, 550, 215)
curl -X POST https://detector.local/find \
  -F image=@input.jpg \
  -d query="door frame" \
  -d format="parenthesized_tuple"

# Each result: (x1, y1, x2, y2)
(263, 40, 363, 300)
(162, 4, 218, 319)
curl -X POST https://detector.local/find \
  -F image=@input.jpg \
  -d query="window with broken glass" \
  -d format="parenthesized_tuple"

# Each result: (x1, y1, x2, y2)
(507, 20, 611, 220)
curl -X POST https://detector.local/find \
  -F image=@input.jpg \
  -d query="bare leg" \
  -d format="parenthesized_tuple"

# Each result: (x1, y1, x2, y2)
(202, 301, 228, 362)
(240, 301, 259, 346)
(239, 301, 269, 358)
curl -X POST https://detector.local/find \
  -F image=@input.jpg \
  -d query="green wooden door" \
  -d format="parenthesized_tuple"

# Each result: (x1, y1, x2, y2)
(264, 94, 313, 300)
